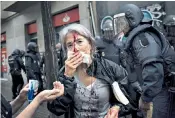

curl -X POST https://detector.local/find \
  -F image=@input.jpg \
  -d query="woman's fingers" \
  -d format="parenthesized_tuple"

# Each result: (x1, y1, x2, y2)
(106, 109, 111, 118)
(69, 52, 83, 64)
(47, 89, 62, 99)
(65, 56, 83, 70)
(67, 52, 79, 61)
(109, 106, 120, 118)
(34, 87, 39, 94)
(64, 51, 83, 77)
(110, 111, 117, 118)
(73, 60, 83, 68)
(72, 57, 83, 66)
(20, 84, 29, 93)
(24, 83, 29, 88)
(53, 81, 64, 94)
(53, 81, 60, 89)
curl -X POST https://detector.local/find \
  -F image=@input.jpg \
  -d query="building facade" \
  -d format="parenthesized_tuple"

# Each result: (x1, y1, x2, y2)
(2, 1, 175, 78)
(1, 1, 92, 77)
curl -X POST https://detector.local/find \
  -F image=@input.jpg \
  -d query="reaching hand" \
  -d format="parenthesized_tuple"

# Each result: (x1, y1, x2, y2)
(53, 81, 64, 96)
(35, 81, 64, 103)
(18, 84, 29, 101)
(104, 106, 120, 118)
(131, 81, 142, 94)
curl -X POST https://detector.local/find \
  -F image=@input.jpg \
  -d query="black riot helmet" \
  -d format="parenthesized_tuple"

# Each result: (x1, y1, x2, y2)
(101, 16, 114, 40)
(163, 15, 175, 37)
(163, 15, 175, 26)
(27, 42, 38, 53)
(12, 49, 21, 56)
(20, 50, 25, 57)
(114, 4, 144, 35)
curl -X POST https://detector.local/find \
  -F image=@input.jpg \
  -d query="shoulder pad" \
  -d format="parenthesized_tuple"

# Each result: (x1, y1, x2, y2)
(132, 32, 163, 67)
(138, 33, 149, 47)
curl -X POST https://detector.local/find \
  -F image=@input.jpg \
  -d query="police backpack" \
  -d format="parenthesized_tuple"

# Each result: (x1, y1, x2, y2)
(8, 55, 20, 75)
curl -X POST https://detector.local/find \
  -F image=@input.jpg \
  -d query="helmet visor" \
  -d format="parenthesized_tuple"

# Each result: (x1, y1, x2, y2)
(114, 13, 129, 35)
(103, 29, 114, 40)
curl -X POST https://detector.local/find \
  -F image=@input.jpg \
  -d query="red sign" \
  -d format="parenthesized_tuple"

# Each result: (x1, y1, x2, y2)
(53, 8, 79, 27)
(1, 48, 7, 72)
(27, 23, 37, 34)
(1, 34, 6, 42)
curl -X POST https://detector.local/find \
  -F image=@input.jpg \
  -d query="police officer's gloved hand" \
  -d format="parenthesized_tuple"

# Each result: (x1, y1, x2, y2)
(130, 81, 142, 94)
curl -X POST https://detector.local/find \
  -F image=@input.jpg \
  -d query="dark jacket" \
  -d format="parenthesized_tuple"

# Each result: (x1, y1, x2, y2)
(25, 52, 40, 80)
(124, 24, 175, 102)
(96, 36, 142, 97)
(47, 55, 133, 118)
(167, 36, 175, 50)
(8, 52, 26, 75)
(95, 37, 121, 65)
(16, 56, 26, 73)
(1, 94, 12, 118)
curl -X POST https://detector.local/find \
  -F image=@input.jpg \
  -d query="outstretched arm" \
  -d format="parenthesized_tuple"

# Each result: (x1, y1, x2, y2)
(16, 81, 64, 118)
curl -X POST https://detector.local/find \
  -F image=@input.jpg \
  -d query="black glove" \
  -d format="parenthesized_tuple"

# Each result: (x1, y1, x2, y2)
(118, 104, 132, 116)
(131, 81, 142, 94)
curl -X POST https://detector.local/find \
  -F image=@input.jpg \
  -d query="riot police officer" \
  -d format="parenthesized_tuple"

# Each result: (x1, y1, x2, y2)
(96, 16, 142, 118)
(163, 15, 175, 50)
(95, 16, 121, 65)
(8, 49, 26, 99)
(25, 42, 43, 93)
(114, 4, 175, 118)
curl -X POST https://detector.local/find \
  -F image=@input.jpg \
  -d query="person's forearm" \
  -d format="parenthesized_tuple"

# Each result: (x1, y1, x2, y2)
(141, 63, 164, 102)
(16, 97, 41, 118)
(10, 96, 26, 114)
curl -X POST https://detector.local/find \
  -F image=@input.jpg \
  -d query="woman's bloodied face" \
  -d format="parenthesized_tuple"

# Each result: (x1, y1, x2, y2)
(65, 32, 92, 55)
(65, 32, 92, 66)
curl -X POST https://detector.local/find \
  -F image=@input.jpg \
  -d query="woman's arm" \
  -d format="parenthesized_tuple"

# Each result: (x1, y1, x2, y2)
(16, 96, 40, 118)
(16, 81, 64, 118)
(47, 75, 76, 116)
(10, 96, 26, 115)
(10, 84, 29, 115)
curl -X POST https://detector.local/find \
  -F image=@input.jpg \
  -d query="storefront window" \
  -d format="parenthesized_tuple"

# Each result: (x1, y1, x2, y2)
(1, 33, 7, 77)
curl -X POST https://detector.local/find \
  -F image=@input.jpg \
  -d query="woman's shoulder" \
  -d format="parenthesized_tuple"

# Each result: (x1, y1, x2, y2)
(95, 56, 127, 80)
(96, 57, 120, 69)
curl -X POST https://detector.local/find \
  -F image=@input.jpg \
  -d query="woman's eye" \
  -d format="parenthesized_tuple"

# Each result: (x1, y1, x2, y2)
(77, 40, 82, 44)
(67, 44, 73, 48)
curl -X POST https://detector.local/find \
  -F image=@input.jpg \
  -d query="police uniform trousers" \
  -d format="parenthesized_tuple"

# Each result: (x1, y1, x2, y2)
(152, 87, 175, 118)
(11, 74, 24, 99)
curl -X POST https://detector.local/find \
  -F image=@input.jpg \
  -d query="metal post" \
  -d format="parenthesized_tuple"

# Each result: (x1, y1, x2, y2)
(40, 2, 61, 118)
(40, 1, 58, 89)
(89, 1, 97, 37)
